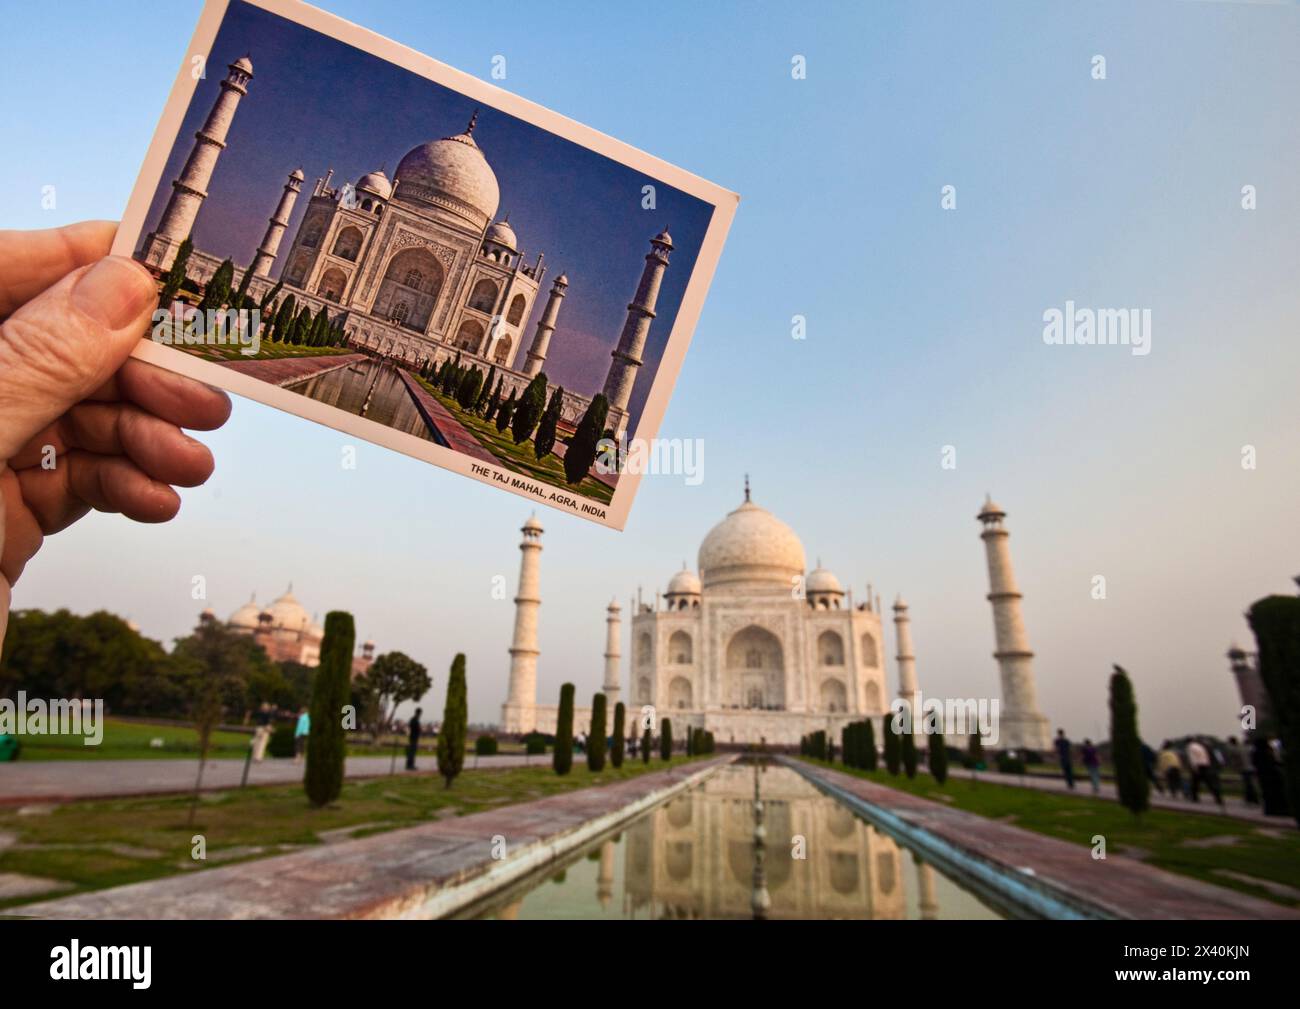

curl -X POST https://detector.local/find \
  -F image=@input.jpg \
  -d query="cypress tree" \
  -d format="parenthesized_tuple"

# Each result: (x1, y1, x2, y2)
(686, 726, 695, 757)
(495, 389, 517, 432)
(553, 683, 575, 776)
(533, 385, 565, 460)
(304, 611, 355, 807)
(511, 372, 549, 444)
(1247, 594, 1300, 827)
(968, 731, 985, 770)
(929, 730, 949, 785)
(660, 718, 673, 761)
(257, 278, 282, 317)
(564, 393, 609, 485)
(842, 724, 854, 767)
(484, 377, 503, 422)
(864, 719, 878, 771)
(232, 264, 253, 310)
(587, 693, 607, 772)
(160, 236, 193, 307)
(629, 718, 640, 764)
(882, 713, 901, 775)
(1109, 665, 1148, 815)
(642, 724, 652, 764)
(476, 365, 496, 413)
(456, 366, 483, 410)
(901, 725, 918, 778)
(441, 360, 460, 395)
(271, 294, 295, 343)
(292, 305, 312, 345)
(199, 258, 235, 313)
(436, 654, 468, 788)
(611, 702, 625, 768)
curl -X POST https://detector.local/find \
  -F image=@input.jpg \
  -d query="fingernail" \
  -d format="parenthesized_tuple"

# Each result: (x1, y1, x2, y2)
(72, 257, 157, 330)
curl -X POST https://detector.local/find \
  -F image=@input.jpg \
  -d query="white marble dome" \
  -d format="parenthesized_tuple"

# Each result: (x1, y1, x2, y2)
(806, 566, 843, 595)
(484, 217, 517, 250)
(698, 497, 806, 590)
(394, 119, 499, 229)
(266, 587, 310, 632)
(666, 566, 702, 596)
(355, 169, 392, 200)
(228, 595, 262, 630)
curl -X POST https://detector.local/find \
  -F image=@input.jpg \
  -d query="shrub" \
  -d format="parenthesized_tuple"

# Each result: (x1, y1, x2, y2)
(495, 389, 517, 432)
(660, 718, 672, 760)
(901, 728, 918, 779)
(524, 732, 547, 755)
(435, 654, 467, 787)
(553, 683, 574, 775)
(268, 722, 295, 758)
(511, 373, 549, 444)
(611, 702, 625, 768)
(1248, 594, 1300, 827)
(564, 394, 609, 485)
(475, 733, 498, 756)
(456, 367, 483, 411)
(587, 693, 607, 772)
(928, 730, 949, 785)
(882, 715, 900, 775)
(304, 611, 355, 807)
(533, 385, 565, 459)
(995, 751, 1026, 775)
(1109, 665, 1148, 815)
(863, 719, 878, 771)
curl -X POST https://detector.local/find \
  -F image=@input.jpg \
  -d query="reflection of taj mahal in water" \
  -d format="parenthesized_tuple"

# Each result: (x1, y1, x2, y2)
(138, 56, 679, 437)
(488, 766, 998, 920)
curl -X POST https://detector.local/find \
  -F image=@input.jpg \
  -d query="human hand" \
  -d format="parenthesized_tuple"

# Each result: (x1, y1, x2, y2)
(0, 221, 231, 641)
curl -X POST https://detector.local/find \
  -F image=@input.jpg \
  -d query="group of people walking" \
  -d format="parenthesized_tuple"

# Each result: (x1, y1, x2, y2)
(1053, 727, 1290, 815)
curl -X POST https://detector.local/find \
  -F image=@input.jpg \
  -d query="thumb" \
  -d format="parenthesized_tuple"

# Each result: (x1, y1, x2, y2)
(0, 255, 158, 462)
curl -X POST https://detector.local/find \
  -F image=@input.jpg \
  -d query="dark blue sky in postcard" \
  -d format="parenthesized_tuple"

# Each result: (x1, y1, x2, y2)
(141, 0, 714, 426)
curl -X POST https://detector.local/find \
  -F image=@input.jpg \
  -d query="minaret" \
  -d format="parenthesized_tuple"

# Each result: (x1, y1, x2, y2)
(522, 273, 568, 377)
(601, 229, 673, 413)
(502, 514, 543, 734)
(141, 56, 254, 270)
(251, 168, 304, 277)
(892, 596, 919, 720)
(978, 496, 1051, 751)
(602, 598, 622, 711)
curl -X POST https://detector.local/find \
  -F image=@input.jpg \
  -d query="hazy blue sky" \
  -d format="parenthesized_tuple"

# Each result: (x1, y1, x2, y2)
(141, 0, 713, 429)
(3, 0, 1298, 740)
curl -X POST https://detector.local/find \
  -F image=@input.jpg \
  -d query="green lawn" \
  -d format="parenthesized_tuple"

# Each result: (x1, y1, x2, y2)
(800, 759, 1300, 910)
(186, 341, 355, 363)
(12, 718, 251, 761)
(0, 755, 703, 909)
(414, 376, 614, 504)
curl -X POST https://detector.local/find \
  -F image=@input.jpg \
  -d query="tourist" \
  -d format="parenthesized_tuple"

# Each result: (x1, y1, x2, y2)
(294, 707, 311, 763)
(1054, 729, 1074, 789)
(1252, 736, 1289, 817)
(1080, 739, 1101, 794)
(1227, 736, 1259, 804)
(1139, 740, 1162, 794)
(406, 707, 423, 771)
(1156, 740, 1183, 798)
(0, 224, 229, 646)
(1185, 738, 1223, 806)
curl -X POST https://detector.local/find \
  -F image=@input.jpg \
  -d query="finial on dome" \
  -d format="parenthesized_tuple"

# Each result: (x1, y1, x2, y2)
(744, 473, 751, 503)
(467, 109, 479, 134)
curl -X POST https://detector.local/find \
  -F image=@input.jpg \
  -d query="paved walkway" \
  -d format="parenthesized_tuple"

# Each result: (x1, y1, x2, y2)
(948, 766, 1293, 828)
(0, 754, 537, 806)
(10, 758, 728, 919)
(219, 351, 367, 387)
(395, 370, 498, 463)
(789, 760, 1298, 919)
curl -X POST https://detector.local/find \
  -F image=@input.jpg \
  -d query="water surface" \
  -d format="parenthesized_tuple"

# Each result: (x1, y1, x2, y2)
(287, 359, 436, 442)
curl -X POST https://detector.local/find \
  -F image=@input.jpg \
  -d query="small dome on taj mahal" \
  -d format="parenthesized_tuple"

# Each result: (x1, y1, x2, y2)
(806, 564, 843, 595)
(356, 169, 392, 199)
(666, 565, 702, 596)
(485, 216, 517, 250)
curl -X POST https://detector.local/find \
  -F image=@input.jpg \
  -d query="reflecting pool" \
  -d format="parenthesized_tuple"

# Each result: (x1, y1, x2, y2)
(469, 763, 1003, 920)
(286, 359, 437, 442)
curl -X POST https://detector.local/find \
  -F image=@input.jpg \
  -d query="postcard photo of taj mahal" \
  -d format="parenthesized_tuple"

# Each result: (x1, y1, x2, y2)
(116, 0, 736, 528)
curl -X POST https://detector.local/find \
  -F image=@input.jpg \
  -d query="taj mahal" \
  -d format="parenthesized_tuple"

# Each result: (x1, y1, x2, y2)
(501, 483, 1054, 751)
(136, 55, 677, 438)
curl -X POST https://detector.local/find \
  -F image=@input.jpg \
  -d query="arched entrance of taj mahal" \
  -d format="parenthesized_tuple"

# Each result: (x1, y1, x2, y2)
(724, 625, 785, 710)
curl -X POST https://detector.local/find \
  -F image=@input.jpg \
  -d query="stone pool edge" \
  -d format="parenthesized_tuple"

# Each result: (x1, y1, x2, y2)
(411, 756, 733, 920)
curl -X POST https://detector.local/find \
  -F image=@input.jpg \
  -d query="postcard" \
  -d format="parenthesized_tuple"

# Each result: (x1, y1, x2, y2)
(114, 0, 737, 530)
